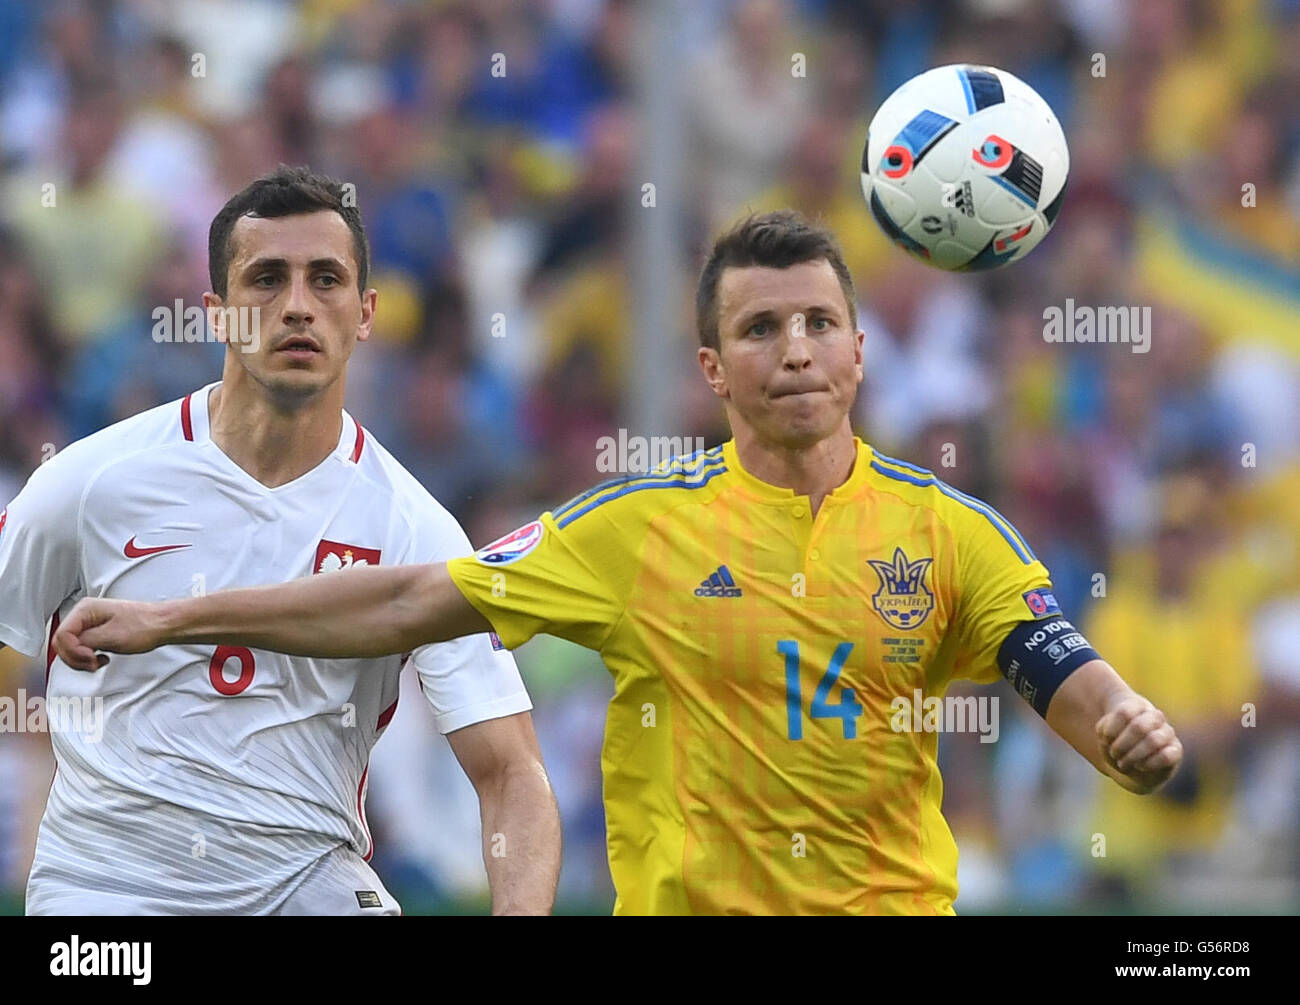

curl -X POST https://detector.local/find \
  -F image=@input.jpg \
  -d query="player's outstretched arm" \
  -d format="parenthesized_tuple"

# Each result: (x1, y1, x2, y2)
(53, 563, 491, 670)
(1044, 658, 1184, 795)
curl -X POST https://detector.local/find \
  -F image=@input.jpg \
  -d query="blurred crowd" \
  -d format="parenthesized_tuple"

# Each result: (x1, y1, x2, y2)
(2, 0, 1299, 913)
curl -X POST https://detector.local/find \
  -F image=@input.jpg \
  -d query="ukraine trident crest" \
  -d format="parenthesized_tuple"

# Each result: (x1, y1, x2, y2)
(868, 547, 935, 630)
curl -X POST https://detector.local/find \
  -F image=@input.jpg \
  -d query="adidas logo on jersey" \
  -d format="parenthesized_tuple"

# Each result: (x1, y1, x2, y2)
(694, 564, 742, 597)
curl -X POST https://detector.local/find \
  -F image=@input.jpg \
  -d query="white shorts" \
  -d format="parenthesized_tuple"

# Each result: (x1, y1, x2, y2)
(275, 845, 401, 916)
(27, 845, 401, 917)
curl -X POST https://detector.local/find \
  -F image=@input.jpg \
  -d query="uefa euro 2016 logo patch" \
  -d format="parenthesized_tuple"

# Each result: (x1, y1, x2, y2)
(475, 520, 544, 565)
(868, 547, 935, 631)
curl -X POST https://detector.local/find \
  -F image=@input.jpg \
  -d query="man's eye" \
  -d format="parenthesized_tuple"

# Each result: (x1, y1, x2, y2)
(316, 274, 340, 287)
(749, 322, 770, 336)
(253, 275, 277, 287)
(811, 317, 831, 331)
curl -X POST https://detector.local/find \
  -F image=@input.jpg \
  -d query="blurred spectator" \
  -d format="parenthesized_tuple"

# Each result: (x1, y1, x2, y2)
(4, 85, 164, 345)
(855, 258, 991, 453)
(687, 0, 812, 226)
(528, 104, 633, 292)
(1137, 0, 1243, 170)
(754, 113, 894, 285)
(1080, 354, 1165, 545)
(1238, 596, 1300, 881)
(349, 101, 457, 293)
(458, 134, 547, 388)
(62, 238, 220, 440)
(386, 345, 507, 521)
(0, 0, 105, 167)
(103, 34, 223, 262)
(1086, 482, 1260, 903)
(143, 0, 300, 119)
(0, 229, 67, 478)
(262, 55, 321, 168)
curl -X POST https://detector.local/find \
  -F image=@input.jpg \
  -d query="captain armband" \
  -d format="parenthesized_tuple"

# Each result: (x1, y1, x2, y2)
(995, 617, 1101, 718)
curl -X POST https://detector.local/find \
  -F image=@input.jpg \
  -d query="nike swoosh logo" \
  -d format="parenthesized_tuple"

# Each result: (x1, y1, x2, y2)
(124, 537, 192, 559)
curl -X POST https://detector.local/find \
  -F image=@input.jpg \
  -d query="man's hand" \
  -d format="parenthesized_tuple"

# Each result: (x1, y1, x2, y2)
(1095, 693, 1184, 795)
(55, 598, 169, 671)
(1045, 659, 1184, 795)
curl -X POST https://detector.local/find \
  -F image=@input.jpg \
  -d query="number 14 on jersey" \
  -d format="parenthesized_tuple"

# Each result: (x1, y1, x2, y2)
(779, 640, 864, 740)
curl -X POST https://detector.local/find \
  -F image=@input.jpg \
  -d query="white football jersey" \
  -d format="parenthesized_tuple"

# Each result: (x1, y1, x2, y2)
(0, 382, 531, 914)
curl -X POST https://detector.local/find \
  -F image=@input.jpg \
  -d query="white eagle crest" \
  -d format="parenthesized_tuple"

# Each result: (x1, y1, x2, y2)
(318, 548, 370, 574)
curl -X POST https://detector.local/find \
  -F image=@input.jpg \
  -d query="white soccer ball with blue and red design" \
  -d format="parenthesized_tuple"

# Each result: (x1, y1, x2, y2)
(861, 64, 1069, 271)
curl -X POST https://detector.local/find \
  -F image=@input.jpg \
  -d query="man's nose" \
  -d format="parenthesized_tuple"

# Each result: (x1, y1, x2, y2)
(282, 274, 315, 325)
(782, 318, 813, 368)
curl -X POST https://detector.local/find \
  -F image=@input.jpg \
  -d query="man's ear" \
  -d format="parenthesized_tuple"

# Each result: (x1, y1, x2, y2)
(854, 328, 865, 386)
(202, 291, 227, 345)
(356, 288, 377, 343)
(698, 345, 729, 400)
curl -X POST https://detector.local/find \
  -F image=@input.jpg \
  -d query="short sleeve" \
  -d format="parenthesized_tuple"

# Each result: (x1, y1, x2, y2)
(0, 457, 86, 658)
(446, 508, 624, 652)
(401, 500, 532, 735)
(948, 506, 1055, 685)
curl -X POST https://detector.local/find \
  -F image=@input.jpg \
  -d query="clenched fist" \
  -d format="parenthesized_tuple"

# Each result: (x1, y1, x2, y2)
(54, 597, 170, 671)
(1096, 693, 1184, 795)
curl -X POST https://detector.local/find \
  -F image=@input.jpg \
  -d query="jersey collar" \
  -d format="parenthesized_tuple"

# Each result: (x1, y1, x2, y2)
(191, 382, 361, 461)
(721, 436, 873, 505)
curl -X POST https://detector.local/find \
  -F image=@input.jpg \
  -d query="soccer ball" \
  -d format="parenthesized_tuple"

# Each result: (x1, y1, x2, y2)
(861, 64, 1069, 271)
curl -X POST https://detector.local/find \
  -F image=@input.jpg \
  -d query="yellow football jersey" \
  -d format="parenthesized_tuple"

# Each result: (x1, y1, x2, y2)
(447, 438, 1055, 915)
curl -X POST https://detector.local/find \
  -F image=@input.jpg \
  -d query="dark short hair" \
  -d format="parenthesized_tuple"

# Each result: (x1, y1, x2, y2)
(696, 210, 857, 351)
(208, 164, 370, 299)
